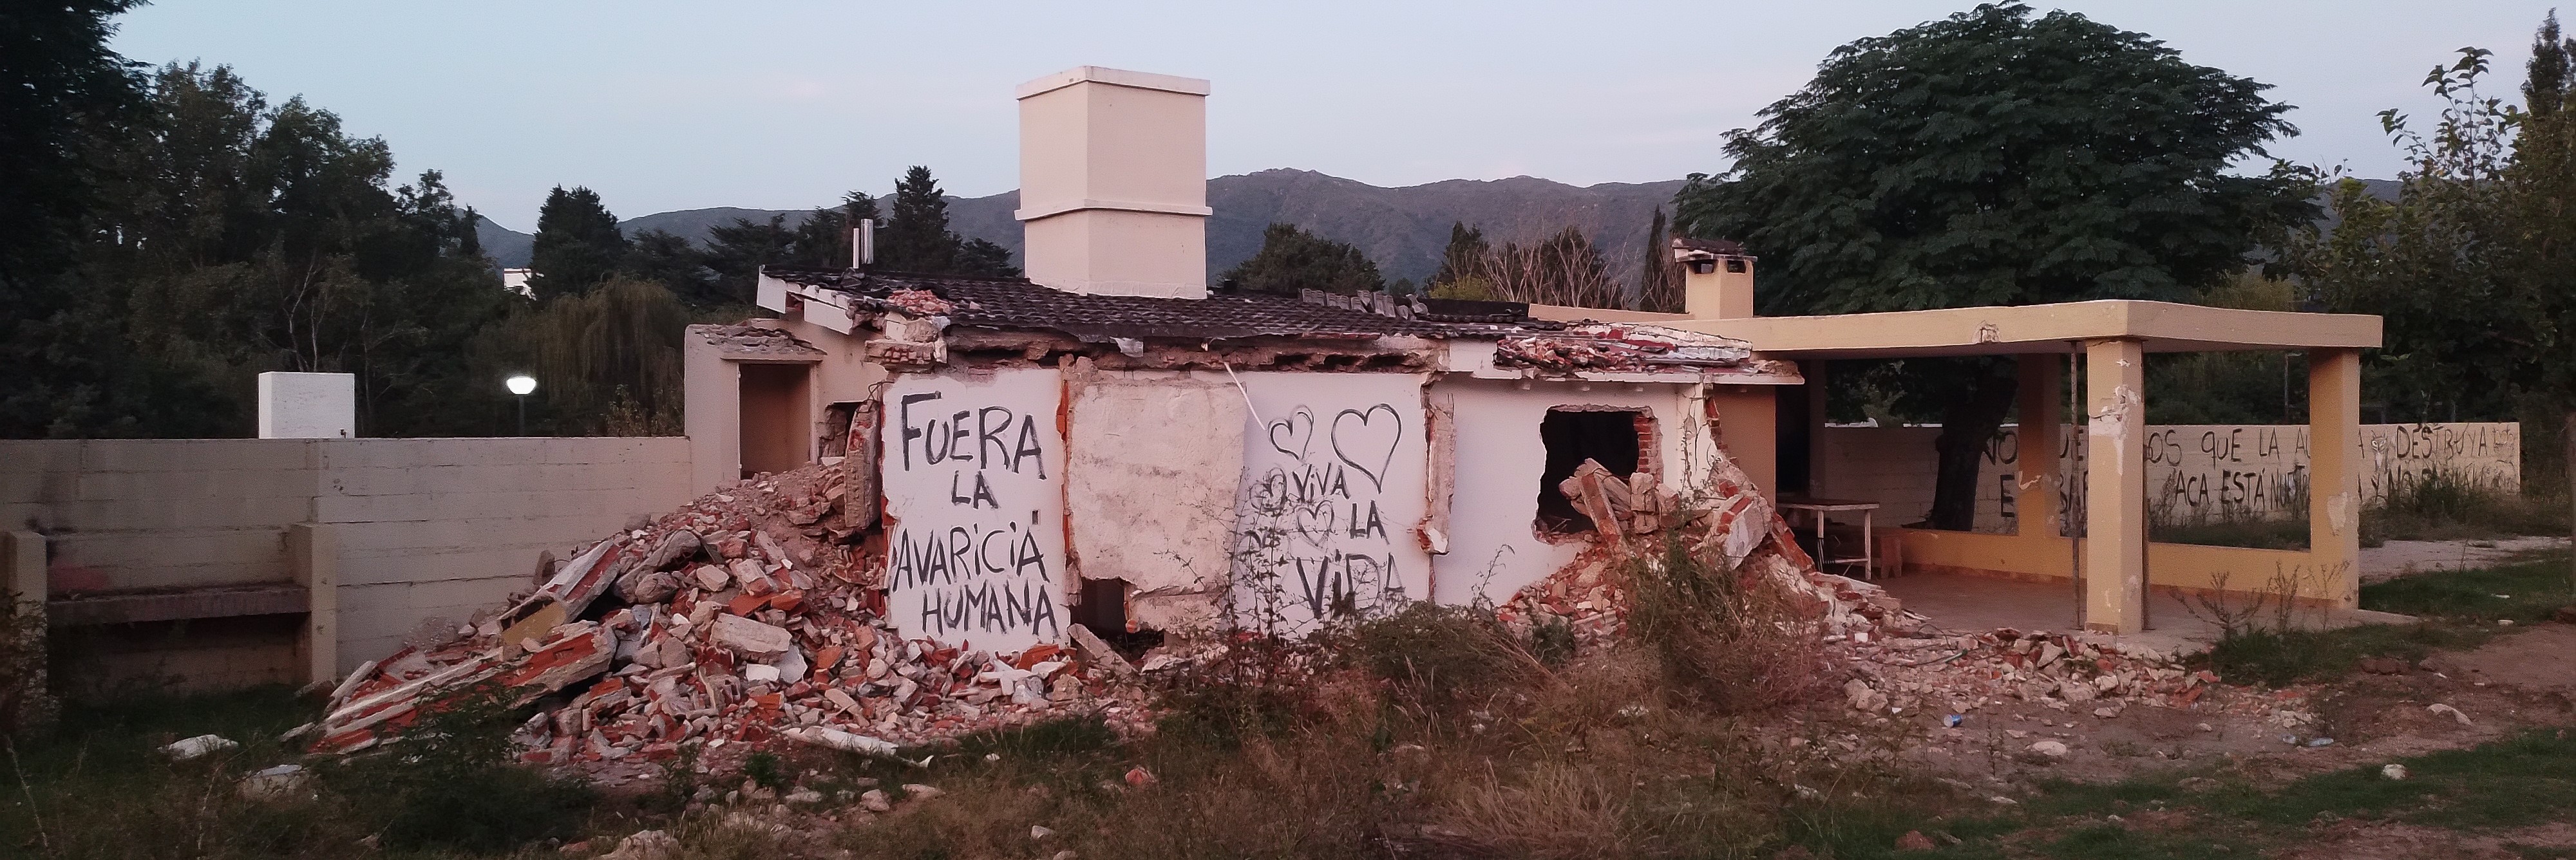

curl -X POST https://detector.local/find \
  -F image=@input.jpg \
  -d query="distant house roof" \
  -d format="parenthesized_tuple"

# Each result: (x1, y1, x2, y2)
(761, 267, 1560, 344)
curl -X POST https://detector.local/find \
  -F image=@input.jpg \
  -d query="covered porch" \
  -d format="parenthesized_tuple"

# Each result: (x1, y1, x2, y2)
(1676, 299, 2385, 637)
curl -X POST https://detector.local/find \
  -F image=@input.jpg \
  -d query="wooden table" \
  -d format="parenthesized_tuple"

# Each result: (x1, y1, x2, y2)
(1777, 497, 1880, 579)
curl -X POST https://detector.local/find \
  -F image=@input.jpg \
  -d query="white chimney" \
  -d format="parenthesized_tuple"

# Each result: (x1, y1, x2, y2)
(1015, 66, 1211, 299)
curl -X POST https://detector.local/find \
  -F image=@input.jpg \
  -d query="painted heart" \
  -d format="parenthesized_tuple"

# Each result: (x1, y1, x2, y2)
(1288, 504, 1338, 548)
(1267, 408, 1316, 462)
(1331, 404, 1403, 492)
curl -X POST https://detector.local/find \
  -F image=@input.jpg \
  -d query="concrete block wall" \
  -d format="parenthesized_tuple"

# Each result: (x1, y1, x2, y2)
(1, 437, 692, 689)
(317, 438, 692, 669)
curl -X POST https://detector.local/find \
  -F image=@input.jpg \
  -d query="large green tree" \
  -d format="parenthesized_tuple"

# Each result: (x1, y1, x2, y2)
(1221, 223, 1386, 296)
(1674, 3, 2312, 528)
(529, 185, 627, 299)
(874, 167, 1016, 277)
(880, 165, 955, 272)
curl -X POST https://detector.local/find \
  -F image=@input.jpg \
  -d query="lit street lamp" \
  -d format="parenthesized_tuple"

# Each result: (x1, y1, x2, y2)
(506, 374, 537, 435)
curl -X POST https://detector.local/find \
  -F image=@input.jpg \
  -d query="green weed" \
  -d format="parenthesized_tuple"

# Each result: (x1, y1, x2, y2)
(2363, 550, 2576, 621)
(2205, 622, 2488, 687)
(2224, 729, 2576, 830)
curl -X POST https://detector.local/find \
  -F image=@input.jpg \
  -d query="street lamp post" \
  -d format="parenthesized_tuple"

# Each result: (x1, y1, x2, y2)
(506, 375, 537, 435)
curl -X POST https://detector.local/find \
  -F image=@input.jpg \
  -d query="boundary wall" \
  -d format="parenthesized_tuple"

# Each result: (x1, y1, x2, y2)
(1817, 422, 2519, 532)
(0, 438, 690, 691)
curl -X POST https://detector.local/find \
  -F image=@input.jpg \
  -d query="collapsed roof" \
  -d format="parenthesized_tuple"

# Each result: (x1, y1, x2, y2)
(757, 266, 1801, 382)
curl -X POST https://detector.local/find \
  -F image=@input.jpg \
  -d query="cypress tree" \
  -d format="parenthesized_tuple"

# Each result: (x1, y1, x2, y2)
(528, 185, 628, 299)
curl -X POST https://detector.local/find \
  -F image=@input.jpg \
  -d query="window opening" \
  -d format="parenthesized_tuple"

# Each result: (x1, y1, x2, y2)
(1537, 408, 1645, 534)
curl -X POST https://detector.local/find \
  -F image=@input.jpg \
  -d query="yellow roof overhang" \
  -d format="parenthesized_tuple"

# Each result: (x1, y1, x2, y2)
(1645, 300, 2382, 359)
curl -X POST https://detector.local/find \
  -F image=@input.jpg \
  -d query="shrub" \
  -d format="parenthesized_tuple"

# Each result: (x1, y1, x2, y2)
(1345, 602, 1546, 710)
(1624, 536, 1828, 714)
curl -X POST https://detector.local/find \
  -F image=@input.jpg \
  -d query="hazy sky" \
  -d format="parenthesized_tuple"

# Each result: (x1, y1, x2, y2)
(110, 1, 2557, 232)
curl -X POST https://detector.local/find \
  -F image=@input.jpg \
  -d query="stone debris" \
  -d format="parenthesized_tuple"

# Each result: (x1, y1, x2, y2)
(163, 734, 237, 761)
(2429, 703, 2474, 725)
(1499, 449, 1915, 651)
(238, 763, 310, 800)
(601, 829, 678, 860)
(2382, 763, 2409, 780)
(1492, 323, 1793, 377)
(308, 462, 1150, 763)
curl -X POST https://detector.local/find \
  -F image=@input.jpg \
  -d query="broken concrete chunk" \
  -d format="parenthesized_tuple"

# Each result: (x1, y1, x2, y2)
(709, 614, 792, 659)
(602, 829, 678, 860)
(497, 627, 615, 706)
(784, 726, 898, 756)
(726, 558, 767, 589)
(2028, 740, 2070, 758)
(690, 565, 730, 592)
(616, 569, 679, 604)
(162, 734, 237, 761)
(1069, 624, 1137, 678)
(642, 530, 702, 570)
(238, 763, 310, 800)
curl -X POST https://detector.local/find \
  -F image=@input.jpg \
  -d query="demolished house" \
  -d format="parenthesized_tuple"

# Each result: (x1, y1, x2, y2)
(310, 66, 2389, 761)
(685, 66, 1804, 653)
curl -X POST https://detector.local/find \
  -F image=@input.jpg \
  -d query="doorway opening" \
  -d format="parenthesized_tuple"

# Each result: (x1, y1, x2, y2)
(738, 362, 811, 478)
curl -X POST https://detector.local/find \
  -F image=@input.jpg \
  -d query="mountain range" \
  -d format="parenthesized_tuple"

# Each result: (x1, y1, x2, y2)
(472, 171, 2400, 286)
(475, 169, 1690, 286)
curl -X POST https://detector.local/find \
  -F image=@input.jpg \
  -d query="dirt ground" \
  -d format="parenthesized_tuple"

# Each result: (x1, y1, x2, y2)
(2360, 536, 2570, 583)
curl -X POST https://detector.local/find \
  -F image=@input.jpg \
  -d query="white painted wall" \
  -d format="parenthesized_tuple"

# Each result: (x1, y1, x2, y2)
(1065, 371, 1245, 631)
(880, 369, 1069, 653)
(1432, 379, 1703, 606)
(256, 372, 355, 439)
(1229, 372, 1432, 633)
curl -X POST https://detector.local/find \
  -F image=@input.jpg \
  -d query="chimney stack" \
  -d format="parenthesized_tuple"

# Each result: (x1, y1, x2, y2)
(1672, 237, 1756, 319)
(1015, 66, 1211, 299)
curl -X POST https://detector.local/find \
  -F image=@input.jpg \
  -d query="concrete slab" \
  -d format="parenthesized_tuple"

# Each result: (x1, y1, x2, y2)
(1880, 571, 2412, 655)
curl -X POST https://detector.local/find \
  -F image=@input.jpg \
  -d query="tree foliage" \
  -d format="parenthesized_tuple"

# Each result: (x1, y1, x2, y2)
(1221, 223, 1386, 295)
(877, 166, 1017, 277)
(1672, 3, 2312, 529)
(2289, 20, 2576, 444)
(529, 185, 628, 299)
(1422, 223, 1629, 309)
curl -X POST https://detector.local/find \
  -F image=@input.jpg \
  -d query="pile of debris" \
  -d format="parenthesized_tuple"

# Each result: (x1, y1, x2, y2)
(1498, 452, 1924, 649)
(1493, 324, 1794, 376)
(1490, 450, 2281, 728)
(308, 463, 1149, 764)
(1838, 629, 2225, 720)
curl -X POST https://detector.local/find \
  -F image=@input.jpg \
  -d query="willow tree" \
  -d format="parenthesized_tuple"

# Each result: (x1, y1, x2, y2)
(1674, 2, 2313, 528)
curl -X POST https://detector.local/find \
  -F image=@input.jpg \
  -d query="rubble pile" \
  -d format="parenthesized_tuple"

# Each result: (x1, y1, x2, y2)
(1498, 452, 1923, 648)
(1492, 449, 2284, 729)
(1837, 629, 2225, 720)
(1493, 324, 1794, 376)
(308, 463, 1146, 763)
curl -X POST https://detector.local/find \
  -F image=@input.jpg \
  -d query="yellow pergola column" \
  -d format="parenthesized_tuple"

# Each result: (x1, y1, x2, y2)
(2307, 348, 2364, 609)
(2015, 355, 2063, 540)
(2083, 339, 2147, 634)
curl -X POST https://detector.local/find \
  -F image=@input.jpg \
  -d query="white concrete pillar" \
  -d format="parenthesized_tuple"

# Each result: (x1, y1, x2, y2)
(257, 372, 355, 439)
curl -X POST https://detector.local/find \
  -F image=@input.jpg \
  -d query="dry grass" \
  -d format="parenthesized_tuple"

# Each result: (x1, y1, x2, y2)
(7, 542, 1926, 859)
